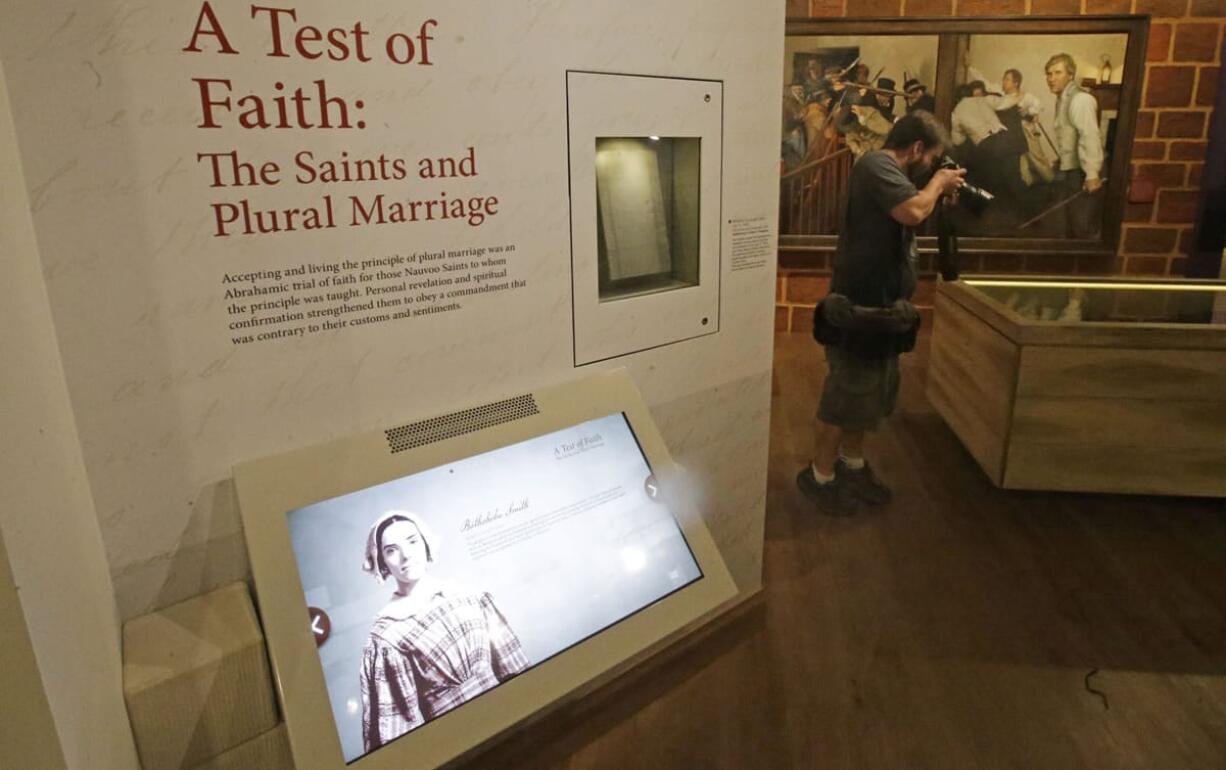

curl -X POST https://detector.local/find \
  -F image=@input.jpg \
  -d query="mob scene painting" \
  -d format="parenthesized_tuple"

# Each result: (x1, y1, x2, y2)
(781, 33, 1127, 241)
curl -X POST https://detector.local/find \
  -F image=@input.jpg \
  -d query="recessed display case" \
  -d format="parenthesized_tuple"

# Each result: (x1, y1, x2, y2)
(567, 71, 722, 366)
(596, 136, 702, 302)
(929, 277, 1226, 497)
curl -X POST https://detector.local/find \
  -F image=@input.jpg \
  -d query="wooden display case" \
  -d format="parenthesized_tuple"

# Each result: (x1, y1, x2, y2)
(928, 277, 1226, 497)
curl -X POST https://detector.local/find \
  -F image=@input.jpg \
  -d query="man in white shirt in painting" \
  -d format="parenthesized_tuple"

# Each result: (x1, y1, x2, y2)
(993, 67, 1056, 188)
(967, 63, 1043, 121)
(950, 80, 1030, 223)
(949, 81, 1007, 148)
(1045, 52, 1104, 237)
(963, 61, 1055, 214)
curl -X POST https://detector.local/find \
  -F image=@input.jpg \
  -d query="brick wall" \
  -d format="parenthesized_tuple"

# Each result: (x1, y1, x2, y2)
(777, 0, 1224, 332)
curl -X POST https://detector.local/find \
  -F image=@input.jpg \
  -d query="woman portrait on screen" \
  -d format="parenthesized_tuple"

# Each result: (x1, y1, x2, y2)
(358, 510, 529, 752)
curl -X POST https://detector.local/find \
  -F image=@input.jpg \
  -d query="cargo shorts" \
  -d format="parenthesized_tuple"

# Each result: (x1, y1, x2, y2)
(816, 345, 901, 432)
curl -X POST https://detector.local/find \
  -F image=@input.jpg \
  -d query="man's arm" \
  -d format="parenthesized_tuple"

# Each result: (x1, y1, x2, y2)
(1019, 92, 1042, 118)
(985, 92, 1020, 110)
(1072, 91, 1104, 190)
(862, 106, 894, 138)
(890, 168, 965, 226)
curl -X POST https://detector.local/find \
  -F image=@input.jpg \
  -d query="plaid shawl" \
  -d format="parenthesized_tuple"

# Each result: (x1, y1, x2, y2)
(360, 588, 529, 751)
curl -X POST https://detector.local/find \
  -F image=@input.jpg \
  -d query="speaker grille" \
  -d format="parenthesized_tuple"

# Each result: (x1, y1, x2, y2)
(385, 394, 540, 453)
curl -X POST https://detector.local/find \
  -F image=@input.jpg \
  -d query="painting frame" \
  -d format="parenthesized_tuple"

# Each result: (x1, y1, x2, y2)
(780, 15, 1150, 261)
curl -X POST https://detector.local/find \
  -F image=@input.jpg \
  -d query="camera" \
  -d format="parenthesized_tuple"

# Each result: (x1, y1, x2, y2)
(938, 156, 994, 215)
(933, 157, 996, 283)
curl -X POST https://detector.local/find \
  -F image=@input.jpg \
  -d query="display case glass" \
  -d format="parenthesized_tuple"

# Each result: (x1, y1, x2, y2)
(930, 278, 1226, 497)
(965, 278, 1226, 326)
(596, 137, 701, 301)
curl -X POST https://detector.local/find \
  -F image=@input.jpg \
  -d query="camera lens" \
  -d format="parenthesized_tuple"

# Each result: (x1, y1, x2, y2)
(938, 157, 993, 214)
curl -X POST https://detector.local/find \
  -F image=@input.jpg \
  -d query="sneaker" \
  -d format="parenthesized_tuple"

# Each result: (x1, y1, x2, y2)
(835, 459, 893, 505)
(796, 466, 857, 515)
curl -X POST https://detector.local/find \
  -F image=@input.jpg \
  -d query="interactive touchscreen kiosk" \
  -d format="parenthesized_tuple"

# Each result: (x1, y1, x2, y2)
(235, 369, 737, 769)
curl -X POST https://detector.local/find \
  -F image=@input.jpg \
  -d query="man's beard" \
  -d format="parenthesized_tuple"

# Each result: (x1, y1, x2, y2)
(906, 157, 933, 184)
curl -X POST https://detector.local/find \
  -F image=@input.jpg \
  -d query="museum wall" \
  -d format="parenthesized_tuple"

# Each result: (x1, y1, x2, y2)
(0, 530, 69, 770)
(0, 56, 141, 769)
(0, 0, 783, 624)
(776, 0, 1225, 332)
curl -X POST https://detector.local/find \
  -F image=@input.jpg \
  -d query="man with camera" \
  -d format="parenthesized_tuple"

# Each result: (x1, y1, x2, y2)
(798, 111, 964, 514)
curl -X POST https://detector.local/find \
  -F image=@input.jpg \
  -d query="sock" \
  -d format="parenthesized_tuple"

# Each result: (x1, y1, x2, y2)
(810, 462, 835, 484)
(840, 455, 866, 470)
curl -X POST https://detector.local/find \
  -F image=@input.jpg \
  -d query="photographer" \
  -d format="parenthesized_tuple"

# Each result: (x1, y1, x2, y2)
(798, 111, 964, 514)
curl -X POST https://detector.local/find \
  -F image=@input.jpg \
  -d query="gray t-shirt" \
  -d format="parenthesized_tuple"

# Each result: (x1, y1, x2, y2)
(831, 150, 919, 306)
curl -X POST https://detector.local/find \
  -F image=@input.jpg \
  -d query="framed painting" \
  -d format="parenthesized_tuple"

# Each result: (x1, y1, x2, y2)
(780, 15, 1149, 260)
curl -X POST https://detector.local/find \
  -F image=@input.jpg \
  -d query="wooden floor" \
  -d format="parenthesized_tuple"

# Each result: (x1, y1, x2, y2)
(463, 331, 1226, 770)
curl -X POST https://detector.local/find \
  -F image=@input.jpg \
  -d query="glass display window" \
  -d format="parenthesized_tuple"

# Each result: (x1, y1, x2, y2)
(966, 278, 1226, 326)
(595, 137, 701, 301)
